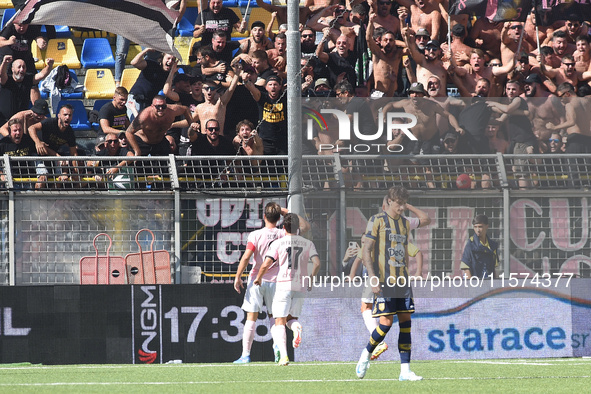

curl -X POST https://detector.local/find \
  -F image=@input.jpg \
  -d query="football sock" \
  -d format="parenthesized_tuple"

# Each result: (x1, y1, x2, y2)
(398, 320, 412, 364)
(362, 310, 378, 334)
(242, 319, 256, 357)
(366, 323, 391, 354)
(401, 362, 410, 374)
(286, 319, 297, 331)
(273, 324, 288, 359)
(268, 318, 276, 346)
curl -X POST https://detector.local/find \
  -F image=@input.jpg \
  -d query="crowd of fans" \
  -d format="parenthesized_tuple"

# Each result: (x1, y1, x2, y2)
(0, 0, 590, 189)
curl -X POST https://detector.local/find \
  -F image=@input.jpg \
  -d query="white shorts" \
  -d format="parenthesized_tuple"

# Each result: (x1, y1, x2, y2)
(361, 280, 374, 304)
(272, 290, 304, 318)
(241, 280, 276, 314)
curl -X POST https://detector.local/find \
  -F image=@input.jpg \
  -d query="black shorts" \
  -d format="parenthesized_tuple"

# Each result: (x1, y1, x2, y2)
(372, 296, 415, 317)
(132, 135, 171, 156)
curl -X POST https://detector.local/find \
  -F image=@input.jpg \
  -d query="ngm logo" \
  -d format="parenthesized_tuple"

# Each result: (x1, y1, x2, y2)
(304, 106, 418, 153)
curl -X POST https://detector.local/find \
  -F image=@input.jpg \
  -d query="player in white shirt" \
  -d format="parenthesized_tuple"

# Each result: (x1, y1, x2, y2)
(255, 214, 321, 366)
(233, 203, 310, 363)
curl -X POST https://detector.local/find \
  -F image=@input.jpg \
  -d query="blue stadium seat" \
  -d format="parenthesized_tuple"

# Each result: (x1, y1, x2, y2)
(1, 8, 15, 29)
(80, 38, 116, 68)
(222, 1, 239, 7)
(57, 100, 92, 131)
(39, 70, 83, 100)
(41, 25, 71, 38)
(176, 17, 195, 37)
(91, 99, 111, 130)
(183, 7, 200, 25)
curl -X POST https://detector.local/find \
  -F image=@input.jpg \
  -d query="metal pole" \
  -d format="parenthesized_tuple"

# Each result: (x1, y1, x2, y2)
(287, 1, 303, 216)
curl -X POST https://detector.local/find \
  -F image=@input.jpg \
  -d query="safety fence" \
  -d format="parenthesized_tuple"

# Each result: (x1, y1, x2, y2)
(0, 154, 590, 285)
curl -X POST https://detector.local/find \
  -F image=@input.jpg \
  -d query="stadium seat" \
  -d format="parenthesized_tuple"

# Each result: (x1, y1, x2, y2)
(248, 8, 277, 31)
(120, 68, 141, 91)
(45, 38, 81, 69)
(91, 99, 111, 130)
(183, 7, 200, 25)
(41, 25, 71, 38)
(126, 44, 143, 65)
(174, 36, 194, 64)
(0, 0, 13, 9)
(84, 68, 116, 99)
(31, 40, 45, 70)
(222, 1, 238, 7)
(80, 38, 116, 68)
(1, 8, 14, 29)
(57, 100, 91, 131)
(176, 17, 194, 37)
(39, 70, 83, 100)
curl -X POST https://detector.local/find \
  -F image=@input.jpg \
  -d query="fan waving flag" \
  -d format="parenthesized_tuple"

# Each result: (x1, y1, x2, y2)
(449, 0, 532, 22)
(11, 0, 181, 58)
(534, 0, 591, 26)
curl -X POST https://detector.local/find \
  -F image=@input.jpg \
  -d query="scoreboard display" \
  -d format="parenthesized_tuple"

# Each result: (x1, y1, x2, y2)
(0, 285, 280, 365)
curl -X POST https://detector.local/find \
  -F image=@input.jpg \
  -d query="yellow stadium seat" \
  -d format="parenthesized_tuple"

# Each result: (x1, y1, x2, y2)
(248, 8, 277, 31)
(174, 36, 193, 65)
(30, 40, 45, 70)
(0, 0, 13, 9)
(120, 68, 141, 91)
(126, 44, 143, 65)
(45, 38, 81, 69)
(84, 68, 116, 99)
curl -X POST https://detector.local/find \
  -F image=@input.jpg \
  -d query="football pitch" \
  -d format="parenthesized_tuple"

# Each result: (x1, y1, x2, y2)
(1, 358, 590, 393)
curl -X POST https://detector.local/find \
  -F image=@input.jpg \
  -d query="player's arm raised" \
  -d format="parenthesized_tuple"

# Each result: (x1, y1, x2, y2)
(406, 203, 431, 227)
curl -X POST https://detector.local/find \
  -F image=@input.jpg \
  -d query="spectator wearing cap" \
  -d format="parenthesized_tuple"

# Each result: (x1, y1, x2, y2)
(368, 0, 400, 39)
(447, 23, 472, 67)
(240, 70, 288, 155)
(0, 98, 49, 137)
(238, 21, 274, 57)
(451, 48, 515, 97)
(461, 214, 499, 279)
(315, 29, 358, 88)
(397, 0, 441, 41)
(414, 28, 430, 53)
(313, 78, 332, 97)
(98, 86, 130, 138)
(193, 0, 245, 48)
(403, 28, 449, 91)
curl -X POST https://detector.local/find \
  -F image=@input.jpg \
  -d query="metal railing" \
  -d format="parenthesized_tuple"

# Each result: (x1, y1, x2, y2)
(0, 153, 589, 285)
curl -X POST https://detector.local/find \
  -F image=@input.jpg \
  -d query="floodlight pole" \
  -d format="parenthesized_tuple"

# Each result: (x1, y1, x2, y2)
(287, 1, 303, 217)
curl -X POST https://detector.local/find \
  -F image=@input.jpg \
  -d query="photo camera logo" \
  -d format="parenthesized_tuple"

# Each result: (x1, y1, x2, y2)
(304, 104, 418, 153)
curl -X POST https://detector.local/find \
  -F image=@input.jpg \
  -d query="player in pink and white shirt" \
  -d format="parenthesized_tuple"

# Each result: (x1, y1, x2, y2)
(255, 214, 321, 366)
(233, 203, 309, 363)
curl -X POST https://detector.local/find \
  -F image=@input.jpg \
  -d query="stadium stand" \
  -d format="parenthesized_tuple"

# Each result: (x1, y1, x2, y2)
(80, 38, 116, 68)
(57, 99, 92, 131)
(45, 38, 81, 69)
(84, 68, 116, 99)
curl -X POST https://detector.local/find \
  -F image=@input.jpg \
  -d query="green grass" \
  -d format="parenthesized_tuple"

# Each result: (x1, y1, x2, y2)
(0, 358, 590, 393)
